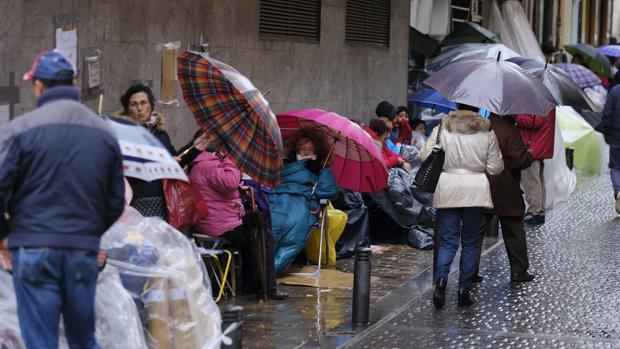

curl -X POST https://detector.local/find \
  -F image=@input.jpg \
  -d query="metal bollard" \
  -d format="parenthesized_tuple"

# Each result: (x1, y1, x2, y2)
(566, 147, 574, 170)
(221, 305, 243, 349)
(352, 247, 372, 324)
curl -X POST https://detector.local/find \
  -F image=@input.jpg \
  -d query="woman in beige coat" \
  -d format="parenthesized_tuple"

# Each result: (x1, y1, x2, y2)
(420, 105, 503, 309)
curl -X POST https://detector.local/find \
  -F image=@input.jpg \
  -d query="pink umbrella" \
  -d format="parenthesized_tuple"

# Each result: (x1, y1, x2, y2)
(277, 109, 388, 193)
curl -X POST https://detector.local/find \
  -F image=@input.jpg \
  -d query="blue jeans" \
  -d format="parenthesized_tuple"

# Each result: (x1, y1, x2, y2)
(610, 146, 620, 196)
(12, 248, 100, 349)
(435, 207, 485, 291)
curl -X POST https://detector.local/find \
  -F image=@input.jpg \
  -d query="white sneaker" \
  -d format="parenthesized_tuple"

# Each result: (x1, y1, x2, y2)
(616, 193, 620, 214)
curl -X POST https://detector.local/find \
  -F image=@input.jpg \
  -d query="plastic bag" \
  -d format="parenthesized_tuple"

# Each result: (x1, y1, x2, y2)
(163, 179, 209, 231)
(406, 225, 434, 250)
(304, 202, 348, 265)
(368, 168, 425, 228)
(100, 206, 222, 349)
(0, 271, 22, 349)
(332, 191, 370, 259)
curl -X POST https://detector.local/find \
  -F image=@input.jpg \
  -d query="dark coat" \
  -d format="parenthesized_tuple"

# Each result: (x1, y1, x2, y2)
(486, 115, 533, 217)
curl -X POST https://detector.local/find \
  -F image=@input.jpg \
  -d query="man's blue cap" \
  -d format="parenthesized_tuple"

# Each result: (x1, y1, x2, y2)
(23, 50, 75, 81)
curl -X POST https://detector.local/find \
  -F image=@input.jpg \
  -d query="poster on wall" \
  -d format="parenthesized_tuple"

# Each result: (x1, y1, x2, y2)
(0, 105, 10, 128)
(55, 28, 77, 72)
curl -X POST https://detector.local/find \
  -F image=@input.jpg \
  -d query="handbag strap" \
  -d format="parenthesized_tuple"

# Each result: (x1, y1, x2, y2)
(435, 119, 443, 146)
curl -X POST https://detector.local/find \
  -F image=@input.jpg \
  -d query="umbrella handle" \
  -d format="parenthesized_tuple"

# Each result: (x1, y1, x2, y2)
(310, 140, 337, 197)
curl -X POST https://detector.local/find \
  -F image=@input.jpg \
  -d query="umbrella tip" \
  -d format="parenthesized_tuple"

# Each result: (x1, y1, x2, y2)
(497, 51, 501, 62)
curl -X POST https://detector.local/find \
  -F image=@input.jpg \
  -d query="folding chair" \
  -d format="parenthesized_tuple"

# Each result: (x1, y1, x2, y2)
(289, 198, 330, 279)
(194, 234, 239, 302)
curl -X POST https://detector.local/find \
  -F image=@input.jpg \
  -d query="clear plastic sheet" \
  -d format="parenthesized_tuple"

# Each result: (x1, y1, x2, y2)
(0, 267, 146, 349)
(101, 206, 222, 349)
(543, 110, 577, 209)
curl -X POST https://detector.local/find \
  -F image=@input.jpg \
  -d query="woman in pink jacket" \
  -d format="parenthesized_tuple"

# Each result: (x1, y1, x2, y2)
(190, 144, 288, 300)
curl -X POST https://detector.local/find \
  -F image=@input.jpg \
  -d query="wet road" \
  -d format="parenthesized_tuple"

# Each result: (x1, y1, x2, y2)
(343, 175, 620, 349)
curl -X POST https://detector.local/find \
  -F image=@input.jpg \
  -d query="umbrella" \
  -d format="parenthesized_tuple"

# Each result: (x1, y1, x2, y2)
(597, 45, 620, 58)
(506, 56, 546, 70)
(564, 43, 613, 77)
(409, 27, 439, 57)
(103, 115, 188, 182)
(408, 89, 456, 113)
(177, 51, 283, 187)
(427, 43, 521, 72)
(424, 57, 557, 116)
(554, 63, 602, 88)
(276, 109, 388, 193)
(442, 21, 500, 46)
(527, 65, 600, 112)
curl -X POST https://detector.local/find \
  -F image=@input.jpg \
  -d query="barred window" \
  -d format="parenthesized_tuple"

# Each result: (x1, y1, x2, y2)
(259, 0, 321, 41)
(345, 0, 391, 47)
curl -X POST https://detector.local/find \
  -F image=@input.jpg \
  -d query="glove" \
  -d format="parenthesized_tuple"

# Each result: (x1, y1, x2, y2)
(304, 158, 323, 175)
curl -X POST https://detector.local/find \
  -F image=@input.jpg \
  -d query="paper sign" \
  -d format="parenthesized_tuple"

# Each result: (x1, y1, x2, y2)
(87, 59, 101, 88)
(55, 28, 77, 73)
(0, 105, 10, 128)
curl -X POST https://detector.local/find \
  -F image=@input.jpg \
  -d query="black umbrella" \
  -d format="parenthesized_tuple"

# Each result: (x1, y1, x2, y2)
(409, 27, 439, 57)
(442, 21, 500, 46)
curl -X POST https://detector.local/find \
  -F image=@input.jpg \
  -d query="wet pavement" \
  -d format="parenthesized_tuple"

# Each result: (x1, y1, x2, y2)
(343, 175, 620, 349)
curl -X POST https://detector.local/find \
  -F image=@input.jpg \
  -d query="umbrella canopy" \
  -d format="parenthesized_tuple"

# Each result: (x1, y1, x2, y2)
(276, 109, 388, 193)
(408, 89, 456, 113)
(103, 115, 188, 182)
(177, 51, 283, 187)
(528, 65, 600, 112)
(556, 106, 605, 174)
(554, 63, 602, 88)
(424, 58, 557, 116)
(597, 45, 620, 58)
(427, 43, 521, 72)
(564, 43, 613, 77)
(442, 21, 500, 46)
(506, 56, 546, 70)
(409, 27, 439, 57)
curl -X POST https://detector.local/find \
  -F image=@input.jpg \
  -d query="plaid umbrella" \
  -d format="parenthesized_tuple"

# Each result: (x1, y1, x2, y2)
(177, 51, 283, 187)
(554, 63, 602, 88)
(598, 45, 620, 58)
(277, 109, 388, 193)
(564, 43, 613, 77)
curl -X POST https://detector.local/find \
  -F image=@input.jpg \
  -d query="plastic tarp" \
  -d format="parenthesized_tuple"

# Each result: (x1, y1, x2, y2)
(332, 190, 370, 259)
(542, 113, 577, 209)
(489, 0, 545, 61)
(556, 106, 609, 175)
(0, 267, 146, 349)
(101, 206, 222, 349)
(304, 202, 348, 265)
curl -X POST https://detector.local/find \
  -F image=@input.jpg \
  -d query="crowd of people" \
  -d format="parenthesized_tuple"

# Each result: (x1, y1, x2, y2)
(4, 42, 620, 348)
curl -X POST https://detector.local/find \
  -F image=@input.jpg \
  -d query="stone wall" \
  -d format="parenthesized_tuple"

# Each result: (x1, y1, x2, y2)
(0, 0, 409, 148)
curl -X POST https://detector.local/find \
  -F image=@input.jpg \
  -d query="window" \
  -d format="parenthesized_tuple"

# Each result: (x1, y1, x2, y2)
(259, 0, 321, 41)
(345, 0, 391, 47)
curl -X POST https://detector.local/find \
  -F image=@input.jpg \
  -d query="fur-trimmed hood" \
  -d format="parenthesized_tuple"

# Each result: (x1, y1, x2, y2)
(444, 110, 490, 134)
(112, 111, 166, 132)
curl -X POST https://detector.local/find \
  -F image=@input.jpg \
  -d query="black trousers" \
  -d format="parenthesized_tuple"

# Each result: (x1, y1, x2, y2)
(221, 216, 278, 294)
(476, 214, 530, 275)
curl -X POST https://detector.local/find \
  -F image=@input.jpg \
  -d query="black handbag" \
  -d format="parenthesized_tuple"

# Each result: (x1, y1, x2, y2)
(413, 120, 445, 193)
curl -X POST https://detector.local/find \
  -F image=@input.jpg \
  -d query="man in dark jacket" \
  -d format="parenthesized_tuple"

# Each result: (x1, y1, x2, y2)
(475, 114, 535, 283)
(599, 85, 620, 213)
(0, 51, 125, 348)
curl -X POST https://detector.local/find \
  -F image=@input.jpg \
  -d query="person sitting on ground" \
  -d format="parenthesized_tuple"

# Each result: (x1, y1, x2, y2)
(375, 101, 400, 153)
(190, 137, 288, 300)
(394, 106, 413, 144)
(368, 118, 412, 172)
(119, 84, 207, 219)
(270, 129, 339, 275)
(410, 118, 427, 150)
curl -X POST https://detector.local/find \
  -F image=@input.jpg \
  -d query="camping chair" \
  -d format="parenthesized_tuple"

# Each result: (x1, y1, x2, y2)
(290, 198, 330, 279)
(194, 234, 239, 302)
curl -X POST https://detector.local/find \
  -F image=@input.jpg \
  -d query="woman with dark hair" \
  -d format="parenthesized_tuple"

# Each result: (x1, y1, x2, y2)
(269, 128, 339, 274)
(120, 84, 207, 219)
(368, 118, 411, 172)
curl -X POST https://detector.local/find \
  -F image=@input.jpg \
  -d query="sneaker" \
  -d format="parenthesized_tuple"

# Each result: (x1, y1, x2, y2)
(524, 214, 545, 225)
(616, 193, 620, 214)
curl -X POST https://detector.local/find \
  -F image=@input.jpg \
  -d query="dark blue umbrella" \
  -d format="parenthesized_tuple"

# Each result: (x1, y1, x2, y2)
(409, 89, 456, 113)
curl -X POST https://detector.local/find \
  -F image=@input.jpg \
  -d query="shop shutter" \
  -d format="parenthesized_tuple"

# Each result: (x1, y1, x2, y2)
(260, 0, 321, 41)
(345, 0, 391, 47)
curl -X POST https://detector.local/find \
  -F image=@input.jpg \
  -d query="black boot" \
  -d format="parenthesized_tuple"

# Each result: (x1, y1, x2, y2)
(457, 289, 473, 307)
(267, 289, 289, 300)
(433, 278, 447, 309)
